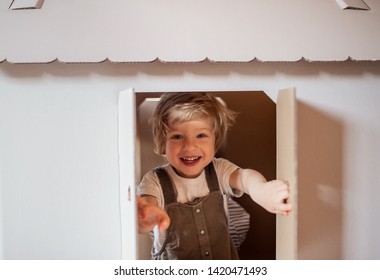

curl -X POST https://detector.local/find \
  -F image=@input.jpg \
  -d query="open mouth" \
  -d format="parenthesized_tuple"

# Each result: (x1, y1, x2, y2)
(181, 156, 201, 165)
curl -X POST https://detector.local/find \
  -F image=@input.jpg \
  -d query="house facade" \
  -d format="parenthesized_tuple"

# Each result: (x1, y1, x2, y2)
(1, 0, 380, 259)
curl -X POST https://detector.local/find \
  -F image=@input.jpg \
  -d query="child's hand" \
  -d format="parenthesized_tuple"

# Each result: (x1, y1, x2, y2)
(137, 196, 170, 234)
(253, 180, 292, 216)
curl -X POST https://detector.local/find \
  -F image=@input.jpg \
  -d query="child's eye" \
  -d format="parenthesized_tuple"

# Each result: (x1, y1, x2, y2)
(197, 133, 208, 138)
(170, 134, 183, 140)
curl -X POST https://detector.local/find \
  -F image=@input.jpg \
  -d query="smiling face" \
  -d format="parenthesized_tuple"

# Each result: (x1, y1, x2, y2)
(165, 116, 216, 178)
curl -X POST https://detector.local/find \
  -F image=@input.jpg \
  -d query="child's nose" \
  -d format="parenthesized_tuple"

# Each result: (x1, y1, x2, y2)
(183, 138, 196, 150)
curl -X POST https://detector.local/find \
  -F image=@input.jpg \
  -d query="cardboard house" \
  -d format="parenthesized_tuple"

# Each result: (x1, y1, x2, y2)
(1, 0, 380, 260)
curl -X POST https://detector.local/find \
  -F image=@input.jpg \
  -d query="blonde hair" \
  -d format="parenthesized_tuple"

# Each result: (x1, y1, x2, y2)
(151, 92, 237, 155)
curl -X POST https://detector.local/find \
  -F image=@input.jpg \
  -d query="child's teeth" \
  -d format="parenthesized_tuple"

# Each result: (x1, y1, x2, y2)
(184, 157, 198, 161)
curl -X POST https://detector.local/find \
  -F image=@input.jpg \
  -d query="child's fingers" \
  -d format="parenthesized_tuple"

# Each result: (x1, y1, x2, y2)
(276, 186, 292, 215)
(137, 197, 170, 233)
(157, 213, 170, 232)
(276, 200, 292, 215)
(146, 206, 170, 231)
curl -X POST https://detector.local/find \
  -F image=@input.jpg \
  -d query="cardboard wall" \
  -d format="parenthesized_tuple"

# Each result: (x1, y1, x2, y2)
(0, 169, 3, 259)
(1, 60, 380, 259)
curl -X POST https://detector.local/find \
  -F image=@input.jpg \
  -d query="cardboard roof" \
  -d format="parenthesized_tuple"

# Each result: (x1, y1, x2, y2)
(1, 0, 380, 63)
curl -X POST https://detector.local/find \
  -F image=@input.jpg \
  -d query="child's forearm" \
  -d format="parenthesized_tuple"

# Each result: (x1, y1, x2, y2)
(237, 168, 267, 196)
(232, 169, 292, 215)
(231, 168, 268, 205)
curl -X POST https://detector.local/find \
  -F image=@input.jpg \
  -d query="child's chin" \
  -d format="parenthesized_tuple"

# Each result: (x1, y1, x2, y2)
(179, 169, 202, 179)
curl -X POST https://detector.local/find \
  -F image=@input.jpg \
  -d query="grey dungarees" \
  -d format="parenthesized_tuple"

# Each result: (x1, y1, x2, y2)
(152, 163, 239, 260)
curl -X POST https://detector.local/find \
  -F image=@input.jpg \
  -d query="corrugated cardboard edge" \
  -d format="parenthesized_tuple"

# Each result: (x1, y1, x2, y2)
(118, 88, 138, 260)
(276, 88, 298, 260)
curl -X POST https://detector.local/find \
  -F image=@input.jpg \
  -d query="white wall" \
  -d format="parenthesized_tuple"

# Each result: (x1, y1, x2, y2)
(0, 63, 123, 259)
(0, 60, 379, 259)
(0, 166, 3, 259)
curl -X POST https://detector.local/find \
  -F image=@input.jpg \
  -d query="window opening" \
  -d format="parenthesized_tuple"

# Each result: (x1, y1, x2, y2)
(9, 0, 44, 10)
(335, 0, 370, 10)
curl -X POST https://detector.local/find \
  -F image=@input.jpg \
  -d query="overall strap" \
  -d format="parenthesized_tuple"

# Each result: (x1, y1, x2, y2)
(204, 162, 220, 193)
(154, 167, 177, 206)
(154, 162, 220, 206)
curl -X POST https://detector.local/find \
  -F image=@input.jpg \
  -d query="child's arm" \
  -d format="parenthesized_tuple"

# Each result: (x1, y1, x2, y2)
(137, 196, 170, 234)
(229, 169, 292, 216)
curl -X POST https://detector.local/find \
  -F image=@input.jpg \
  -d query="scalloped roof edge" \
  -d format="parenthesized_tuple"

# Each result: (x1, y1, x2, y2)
(1, 56, 379, 65)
